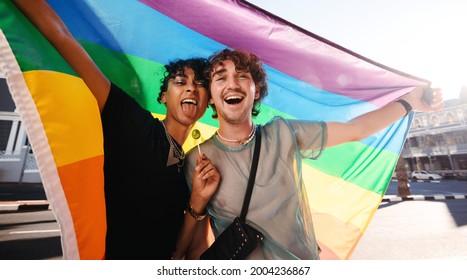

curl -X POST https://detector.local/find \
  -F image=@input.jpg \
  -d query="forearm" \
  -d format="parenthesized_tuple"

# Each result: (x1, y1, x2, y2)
(349, 100, 408, 138)
(173, 153, 219, 258)
(172, 209, 204, 260)
(185, 218, 214, 260)
(346, 85, 444, 138)
(326, 85, 443, 148)
(326, 100, 407, 147)
(172, 193, 209, 259)
(14, 0, 89, 77)
(13, 0, 110, 111)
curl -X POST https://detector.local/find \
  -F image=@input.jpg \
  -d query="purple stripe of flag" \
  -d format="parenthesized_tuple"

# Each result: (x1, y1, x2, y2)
(140, 0, 428, 107)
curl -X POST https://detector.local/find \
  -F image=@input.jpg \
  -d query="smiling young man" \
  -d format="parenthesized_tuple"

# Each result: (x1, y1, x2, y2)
(14, 0, 220, 260)
(185, 48, 444, 259)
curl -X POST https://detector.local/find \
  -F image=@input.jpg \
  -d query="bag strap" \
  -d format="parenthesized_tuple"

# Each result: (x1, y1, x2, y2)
(239, 126, 261, 222)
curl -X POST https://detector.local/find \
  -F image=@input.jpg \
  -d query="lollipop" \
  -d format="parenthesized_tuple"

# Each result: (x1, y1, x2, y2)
(192, 129, 202, 154)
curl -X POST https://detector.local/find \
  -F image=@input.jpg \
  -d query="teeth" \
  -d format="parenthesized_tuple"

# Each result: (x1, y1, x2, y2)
(225, 95, 243, 101)
(224, 95, 243, 104)
(181, 98, 197, 105)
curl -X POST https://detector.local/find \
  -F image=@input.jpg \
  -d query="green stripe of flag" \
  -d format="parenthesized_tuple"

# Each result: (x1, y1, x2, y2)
(305, 142, 398, 195)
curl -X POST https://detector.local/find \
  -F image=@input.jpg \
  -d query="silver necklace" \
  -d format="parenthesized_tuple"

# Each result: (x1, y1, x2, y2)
(216, 124, 256, 146)
(160, 120, 185, 171)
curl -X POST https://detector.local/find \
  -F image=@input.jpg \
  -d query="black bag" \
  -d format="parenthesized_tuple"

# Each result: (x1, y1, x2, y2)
(200, 127, 263, 260)
(200, 217, 264, 260)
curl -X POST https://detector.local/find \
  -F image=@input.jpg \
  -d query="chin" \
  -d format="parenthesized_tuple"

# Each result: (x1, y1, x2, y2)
(182, 116, 201, 126)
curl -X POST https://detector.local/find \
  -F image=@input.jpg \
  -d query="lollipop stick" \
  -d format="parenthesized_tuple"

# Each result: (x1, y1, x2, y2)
(192, 129, 202, 154)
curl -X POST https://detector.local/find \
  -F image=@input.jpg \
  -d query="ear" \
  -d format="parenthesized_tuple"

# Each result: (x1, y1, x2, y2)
(254, 86, 260, 99)
(209, 97, 214, 104)
(161, 92, 167, 104)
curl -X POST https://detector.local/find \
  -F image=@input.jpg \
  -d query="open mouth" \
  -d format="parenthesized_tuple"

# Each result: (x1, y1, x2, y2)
(180, 98, 199, 118)
(224, 95, 244, 105)
(181, 98, 198, 106)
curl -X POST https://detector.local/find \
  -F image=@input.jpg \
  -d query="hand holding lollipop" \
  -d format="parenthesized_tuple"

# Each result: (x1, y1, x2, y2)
(192, 129, 202, 154)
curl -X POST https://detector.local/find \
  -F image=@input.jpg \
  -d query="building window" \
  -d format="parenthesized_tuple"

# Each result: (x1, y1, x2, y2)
(430, 115, 440, 126)
(414, 118, 422, 128)
(416, 136, 427, 148)
(445, 130, 467, 145)
(408, 136, 423, 148)
(423, 134, 444, 147)
(446, 112, 455, 124)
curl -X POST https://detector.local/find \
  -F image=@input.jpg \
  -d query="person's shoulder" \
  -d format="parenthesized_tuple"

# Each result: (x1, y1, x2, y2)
(263, 116, 290, 129)
(266, 116, 323, 127)
(108, 83, 130, 99)
(185, 146, 198, 160)
(184, 137, 216, 173)
(186, 137, 213, 157)
(104, 83, 128, 108)
(262, 116, 324, 136)
(107, 82, 152, 113)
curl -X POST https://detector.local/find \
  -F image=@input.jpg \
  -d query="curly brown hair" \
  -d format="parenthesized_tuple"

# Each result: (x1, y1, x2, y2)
(206, 49, 268, 118)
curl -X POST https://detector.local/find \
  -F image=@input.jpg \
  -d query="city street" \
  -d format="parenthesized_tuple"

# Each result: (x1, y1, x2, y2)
(0, 210, 61, 260)
(352, 199, 467, 259)
(0, 180, 466, 260)
(352, 179, 467, 259)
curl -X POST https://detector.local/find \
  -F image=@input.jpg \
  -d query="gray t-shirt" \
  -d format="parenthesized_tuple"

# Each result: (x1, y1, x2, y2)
(186, 116, 327, 259)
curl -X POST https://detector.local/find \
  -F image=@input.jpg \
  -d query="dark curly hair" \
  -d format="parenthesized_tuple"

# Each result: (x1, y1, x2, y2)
(157, 58, 209, 104)
(206, 49, 268, 118)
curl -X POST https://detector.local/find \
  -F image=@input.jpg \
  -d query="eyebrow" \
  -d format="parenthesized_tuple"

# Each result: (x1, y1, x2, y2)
(211, 68, 227, 78)
(174, 73, 188, 79)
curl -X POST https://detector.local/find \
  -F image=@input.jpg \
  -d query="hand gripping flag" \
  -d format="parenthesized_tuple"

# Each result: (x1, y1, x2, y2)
(0, 0, 428, 259)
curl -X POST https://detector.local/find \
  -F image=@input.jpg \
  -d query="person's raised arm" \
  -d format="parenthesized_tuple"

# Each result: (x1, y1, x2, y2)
(13, 0, 110, 112)
(326, 86, 444, 148)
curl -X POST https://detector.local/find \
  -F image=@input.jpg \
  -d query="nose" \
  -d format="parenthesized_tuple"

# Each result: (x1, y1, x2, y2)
(226, 76, 240, 90)
(185, 81, 197, 93)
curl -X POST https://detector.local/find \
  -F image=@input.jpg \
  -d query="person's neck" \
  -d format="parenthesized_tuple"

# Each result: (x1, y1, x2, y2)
(217, 119, 255, 146)
(162, 119, 192, 146)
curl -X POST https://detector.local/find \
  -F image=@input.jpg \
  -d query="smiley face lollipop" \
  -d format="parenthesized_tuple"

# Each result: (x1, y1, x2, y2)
(192, 129, 202, 154)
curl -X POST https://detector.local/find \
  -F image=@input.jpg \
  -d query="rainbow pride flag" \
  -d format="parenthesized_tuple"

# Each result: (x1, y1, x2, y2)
(0, 0, 428, 260)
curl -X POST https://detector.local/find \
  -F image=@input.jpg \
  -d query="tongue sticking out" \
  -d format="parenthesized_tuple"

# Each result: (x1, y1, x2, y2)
(181, 103, 197, 119)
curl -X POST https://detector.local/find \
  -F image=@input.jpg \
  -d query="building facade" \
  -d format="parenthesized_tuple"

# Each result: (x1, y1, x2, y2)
(402, 98, 467, 180)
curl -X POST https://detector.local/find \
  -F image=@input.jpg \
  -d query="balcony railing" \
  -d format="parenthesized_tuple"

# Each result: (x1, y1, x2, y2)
(0, 111, 40, 183)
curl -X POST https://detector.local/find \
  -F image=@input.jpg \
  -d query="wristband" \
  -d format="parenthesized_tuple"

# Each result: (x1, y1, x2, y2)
(396, 99, 412, 116)
(186, 203, 207, 221)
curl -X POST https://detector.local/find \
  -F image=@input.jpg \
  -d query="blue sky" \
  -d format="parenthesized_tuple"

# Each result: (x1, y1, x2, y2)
(248, 0, 467, 100)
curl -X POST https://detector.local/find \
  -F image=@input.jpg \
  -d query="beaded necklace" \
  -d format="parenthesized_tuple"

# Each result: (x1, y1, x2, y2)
(216, 124, 256, 146)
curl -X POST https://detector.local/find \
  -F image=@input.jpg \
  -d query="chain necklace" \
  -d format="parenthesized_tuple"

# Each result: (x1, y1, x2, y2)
(160, 120, 185, 171)
(216, 124, 256, 146)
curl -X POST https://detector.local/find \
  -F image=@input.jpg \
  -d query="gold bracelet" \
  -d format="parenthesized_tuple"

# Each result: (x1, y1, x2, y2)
(186, 203, 207, 221)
